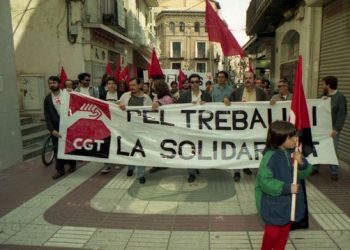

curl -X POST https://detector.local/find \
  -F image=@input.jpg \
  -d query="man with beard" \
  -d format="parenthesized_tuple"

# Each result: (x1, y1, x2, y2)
(43, 76, 76, 179)
(118, 77, 152, 184)
(224, 71, 267, 182)
(312, 76, 347, 180)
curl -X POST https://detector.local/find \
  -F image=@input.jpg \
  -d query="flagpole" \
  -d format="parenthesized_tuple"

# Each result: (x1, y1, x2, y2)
(291, 137, 299, 221)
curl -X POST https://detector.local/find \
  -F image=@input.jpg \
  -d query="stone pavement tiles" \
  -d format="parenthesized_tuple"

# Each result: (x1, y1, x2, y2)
(0, 161, 350, 249)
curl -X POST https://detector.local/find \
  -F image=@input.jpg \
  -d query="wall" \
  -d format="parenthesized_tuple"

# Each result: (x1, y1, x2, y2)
(0, 0, 23, 169)
(274, 5, 322, 97)
(11, 0, 85, 110)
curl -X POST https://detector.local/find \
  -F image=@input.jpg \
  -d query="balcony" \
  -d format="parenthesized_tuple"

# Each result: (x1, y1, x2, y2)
(246, 0, 302, 36)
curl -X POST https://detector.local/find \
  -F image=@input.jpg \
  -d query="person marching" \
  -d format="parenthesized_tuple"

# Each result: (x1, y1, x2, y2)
(255, 120, 312, 250)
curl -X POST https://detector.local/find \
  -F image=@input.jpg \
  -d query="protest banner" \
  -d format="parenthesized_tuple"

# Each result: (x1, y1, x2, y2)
(58, 92, 337, 169)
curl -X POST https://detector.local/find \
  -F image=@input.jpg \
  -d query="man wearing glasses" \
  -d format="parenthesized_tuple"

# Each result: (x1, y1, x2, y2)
(270, 78, 293, 103)
(75, 72, 100, 98)
(178, 73, 212, 183)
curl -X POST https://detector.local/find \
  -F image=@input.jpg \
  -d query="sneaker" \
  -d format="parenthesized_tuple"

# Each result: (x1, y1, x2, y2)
(311, 169, 319, 176)
(331, 173, 339, 181)
(187, 174, 196, 183)
(139, 176, 146, 184)
(233, 172, 241, 182)
(127, 169, 134, 177)
(52, 171, 65, 180)
(243, 168, 252, 175)
(101, 166, 111, 174)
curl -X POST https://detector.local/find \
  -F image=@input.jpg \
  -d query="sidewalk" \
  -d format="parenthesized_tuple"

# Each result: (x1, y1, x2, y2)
(0, 157, 350, 249)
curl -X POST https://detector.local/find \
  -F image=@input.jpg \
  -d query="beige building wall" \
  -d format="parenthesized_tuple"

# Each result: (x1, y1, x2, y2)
(11, 0, 85, 111)
(274, 5, 322, 98)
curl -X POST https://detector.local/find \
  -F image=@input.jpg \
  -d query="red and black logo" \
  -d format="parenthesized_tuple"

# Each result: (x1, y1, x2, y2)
(65, 93, 111, 158)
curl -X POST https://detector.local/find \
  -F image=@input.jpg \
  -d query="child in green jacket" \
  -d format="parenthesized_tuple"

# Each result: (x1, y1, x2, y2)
(255, 120, 313, 250)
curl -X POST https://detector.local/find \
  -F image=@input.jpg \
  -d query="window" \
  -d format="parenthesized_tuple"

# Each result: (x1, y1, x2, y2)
(196, 63, 206, 73)
(194, 22, 200, 32)
(172, 63, 181, 70)
(179, 22, 185, 32)
(171, 42, 181, 58)
(281, 30, 300, 62)
(196, 42, 207, 58)
(169, 22, 175, 33)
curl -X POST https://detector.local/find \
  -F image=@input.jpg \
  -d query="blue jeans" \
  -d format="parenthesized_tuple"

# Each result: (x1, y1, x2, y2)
(128, 165, 145, 177)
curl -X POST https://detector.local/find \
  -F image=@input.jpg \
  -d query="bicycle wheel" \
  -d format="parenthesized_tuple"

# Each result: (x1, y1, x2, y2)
(42, 136, 55, 166)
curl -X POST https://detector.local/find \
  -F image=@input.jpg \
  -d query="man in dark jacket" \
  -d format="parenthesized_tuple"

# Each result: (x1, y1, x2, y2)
(312, 76, 347, 180)
(224, 71, 267, 182)
(44, 76, 76, 179)
(178, 74, 212, 182)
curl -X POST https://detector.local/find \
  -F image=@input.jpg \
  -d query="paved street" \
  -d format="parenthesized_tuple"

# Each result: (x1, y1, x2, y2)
(0, 158, 350, 250)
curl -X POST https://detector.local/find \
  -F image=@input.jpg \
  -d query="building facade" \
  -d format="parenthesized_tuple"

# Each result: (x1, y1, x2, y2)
(11, 0, 159, 113)
(155, 0, 221, 78)
(245, 0, 350, 161)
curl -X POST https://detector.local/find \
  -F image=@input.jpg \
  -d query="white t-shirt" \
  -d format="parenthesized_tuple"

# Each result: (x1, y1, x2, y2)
(106, 91, 118, 103)
(191, 91, 202, 104)
(80, 87, 90, 96)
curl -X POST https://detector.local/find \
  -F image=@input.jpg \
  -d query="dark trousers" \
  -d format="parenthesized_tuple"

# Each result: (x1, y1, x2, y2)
(52, 136, 76, 173)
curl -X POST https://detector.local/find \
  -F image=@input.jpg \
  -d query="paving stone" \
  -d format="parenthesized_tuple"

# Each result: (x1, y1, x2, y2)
(210, 232, 251, 249)
(144, 201, 178, 215)
(0, 207, 46, 224)
(168, 231, 209, 249)
(209, 202, 241, 215)
(0, 223, 24, 244)
(113, 200, 149, 213)
(125, 230, 170, 249)
(327, 230, 350, 249)
(85, 228, 133, 250)
(176, 202, 209, 215)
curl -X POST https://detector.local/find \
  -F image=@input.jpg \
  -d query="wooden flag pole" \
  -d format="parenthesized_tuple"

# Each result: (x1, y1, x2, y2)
(291, 137, 300, 221)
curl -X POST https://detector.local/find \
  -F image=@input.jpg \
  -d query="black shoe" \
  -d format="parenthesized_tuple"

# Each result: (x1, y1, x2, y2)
(52, 171, 65, 180)
(233, 172, 241, 182)
(127, 169, 134, 177)
(187, 174, 196, 183)
(101, 166, 111, 174)
(149, 167, 167, 173)
(331, 173, 339, 181)
(68, 166, 76, 173)
(195, 169, 200, 174)
(243, 168, 252, 175)
(311, 169, 319, 176)
(139, 176, 146, 184)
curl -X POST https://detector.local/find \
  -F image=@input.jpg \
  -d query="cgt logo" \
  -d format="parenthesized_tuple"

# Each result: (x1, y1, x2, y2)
(65, 93, 111, 158)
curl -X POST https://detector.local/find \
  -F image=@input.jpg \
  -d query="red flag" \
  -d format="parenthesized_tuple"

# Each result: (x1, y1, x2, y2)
(205, 0, 244, 57)
(105, 62, 112, 75)
(149, 48, 164, 79)
(132, 64, 138, 78)
(178, 69, 186, 90)
(119, 65, 130, 83)
(114, 60, 121, 84)
(290, 55, 313, 156)
(59, 66, 68, 89)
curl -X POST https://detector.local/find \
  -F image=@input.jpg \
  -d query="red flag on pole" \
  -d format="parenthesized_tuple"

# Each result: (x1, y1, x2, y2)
(178, 69, 186, 90)
(105, 62, 112, 75)
(114, 60, 121, 84)
(119, 65, 130, 83)
(59, 66, 68, 89)
(149, 48, 164, 79)
(289, 55, 312, 225)
(290, 55, 313, 156)
(248, 61, 255, 73)
(205, 0, 244, 57)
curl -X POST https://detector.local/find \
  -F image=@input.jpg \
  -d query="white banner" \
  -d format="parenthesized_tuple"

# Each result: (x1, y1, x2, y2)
(58, 92, 338, 169)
